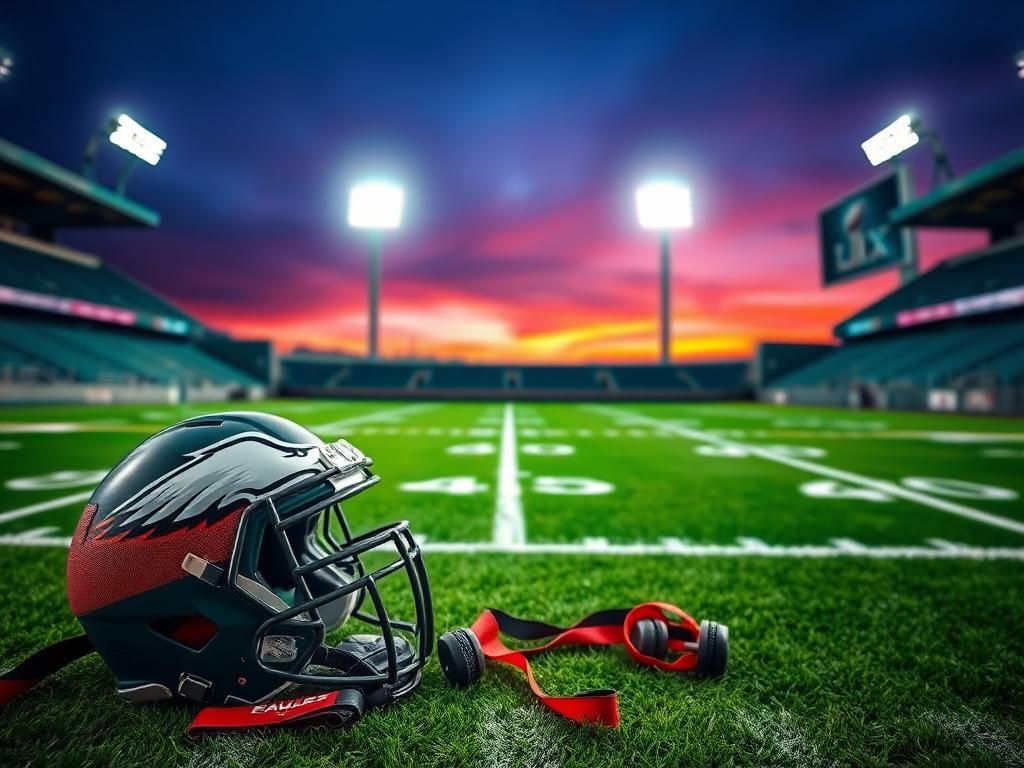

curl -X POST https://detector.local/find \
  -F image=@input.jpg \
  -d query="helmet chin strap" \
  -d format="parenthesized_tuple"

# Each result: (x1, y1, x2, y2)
(187, 689, 365, 736)
(0, 632, 417, 737)
(188, 632, 422, 736)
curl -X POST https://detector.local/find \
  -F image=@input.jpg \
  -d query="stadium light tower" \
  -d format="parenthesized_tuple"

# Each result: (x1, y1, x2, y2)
(348, 180, 404, 360)
(635, 180, 693, 365)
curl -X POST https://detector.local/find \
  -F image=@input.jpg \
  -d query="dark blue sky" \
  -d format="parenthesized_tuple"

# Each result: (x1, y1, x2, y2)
(2, 2, 1022, 360)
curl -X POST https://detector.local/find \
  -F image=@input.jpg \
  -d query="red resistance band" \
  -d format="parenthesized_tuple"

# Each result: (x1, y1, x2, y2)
(470, 602, 701, 727)
(0, 635, 94, 706)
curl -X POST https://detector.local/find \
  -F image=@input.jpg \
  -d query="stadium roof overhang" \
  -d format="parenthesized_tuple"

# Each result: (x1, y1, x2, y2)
(0, 137, 159, 231)
(890, 146, 1024, 238)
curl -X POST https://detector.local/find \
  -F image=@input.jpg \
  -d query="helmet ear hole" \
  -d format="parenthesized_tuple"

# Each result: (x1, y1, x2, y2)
(151, 615, 219, 651)
(630, 618, 669, 660)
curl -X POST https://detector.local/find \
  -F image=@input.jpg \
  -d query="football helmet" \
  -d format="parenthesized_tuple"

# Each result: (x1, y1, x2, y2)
(65, 411, 432, 708)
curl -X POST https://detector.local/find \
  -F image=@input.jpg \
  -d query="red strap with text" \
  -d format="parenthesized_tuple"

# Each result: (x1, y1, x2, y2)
(188, 689, 364, 736)
(470, 602, 700, 727)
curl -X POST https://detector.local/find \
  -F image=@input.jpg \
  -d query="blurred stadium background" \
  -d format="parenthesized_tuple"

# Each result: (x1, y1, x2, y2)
(2, 14, 1024, 766)
(0, 130, 1021, 412)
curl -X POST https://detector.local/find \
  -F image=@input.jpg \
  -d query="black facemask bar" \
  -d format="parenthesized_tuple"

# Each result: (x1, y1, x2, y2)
(226, 463, 434, 690)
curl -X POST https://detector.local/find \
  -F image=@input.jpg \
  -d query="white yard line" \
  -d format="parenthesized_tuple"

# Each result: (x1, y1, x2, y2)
(1, 533, 1022, 560)
(493, 402, 526, 546)
(0, 491, 93, 525)
(311, 403, 436, 434)
(586, 405, 1024, 537)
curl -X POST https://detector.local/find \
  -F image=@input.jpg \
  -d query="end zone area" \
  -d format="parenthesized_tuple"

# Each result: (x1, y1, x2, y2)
(1, 400, 1023, 766)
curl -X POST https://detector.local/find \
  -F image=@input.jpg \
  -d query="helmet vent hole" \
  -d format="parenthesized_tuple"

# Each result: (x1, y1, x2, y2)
(181, 419, 224, 428)
(151, 615, 219, 651)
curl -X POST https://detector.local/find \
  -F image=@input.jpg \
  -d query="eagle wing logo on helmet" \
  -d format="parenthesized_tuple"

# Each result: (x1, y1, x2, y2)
(93, 432, 326, 539)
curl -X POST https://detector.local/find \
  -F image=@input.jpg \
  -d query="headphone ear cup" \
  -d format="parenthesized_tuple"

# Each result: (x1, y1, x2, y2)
(630, 618, 669, 660)
(695, 619, 729, 677)
(438, 628, 485, 686)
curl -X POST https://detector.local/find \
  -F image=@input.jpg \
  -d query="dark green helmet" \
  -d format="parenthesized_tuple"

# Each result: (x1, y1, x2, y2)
(67, 411, 432, 707)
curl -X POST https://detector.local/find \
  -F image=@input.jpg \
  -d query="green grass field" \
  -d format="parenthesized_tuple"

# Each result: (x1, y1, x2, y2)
(1, 399, 1023, 767)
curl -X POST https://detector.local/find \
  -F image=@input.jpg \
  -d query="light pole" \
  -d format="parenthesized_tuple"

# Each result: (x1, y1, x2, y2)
(348, 180, 404, 360)
(635, 180, 693, 365)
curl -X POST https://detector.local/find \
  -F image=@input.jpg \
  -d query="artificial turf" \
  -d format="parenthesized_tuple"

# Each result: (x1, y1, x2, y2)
(1, 399, 1023, 767)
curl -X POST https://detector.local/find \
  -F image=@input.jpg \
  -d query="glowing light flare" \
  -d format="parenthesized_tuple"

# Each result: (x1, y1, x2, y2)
(635, 181, 693, 230)
(861, 114, 919, 166)
(108, 114, 166, 166)
(347, 181, 405, 230)
(0, 49, 12, 81)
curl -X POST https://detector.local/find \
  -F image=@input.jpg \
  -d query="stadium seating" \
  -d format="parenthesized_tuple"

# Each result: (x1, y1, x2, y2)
(280, 356, 751, 398)
(424, 366, 508, 390)
(839, 241, 1024, 333)
(770, 242, 1024, 410)
(0, 237, 191, 323)
(0, 314, 258, 387)
(773, 315, 1024, 390)
(608, 366, 694, 390)
(519, 366, 600, 390)
(332, 364, 422, 389)
(684, 362, 749, 390)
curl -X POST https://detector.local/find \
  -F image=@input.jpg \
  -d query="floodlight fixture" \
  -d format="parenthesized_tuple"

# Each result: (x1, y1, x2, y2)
(348, 181, 405, 230)
(1017, 50, 1024, 79)
(108, 114, 166, 166)
(0, 48, 13, 82)
(861, 114, 919, 167)
(635, 180, 693, 230)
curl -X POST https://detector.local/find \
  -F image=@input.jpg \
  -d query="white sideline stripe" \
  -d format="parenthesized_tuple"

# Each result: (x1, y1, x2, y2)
(586, 405, 1024, 537)
(0, 491, 93, 524)
(1, 534, 1023, 560)
(312, 403, 435, 433)
(494, 402, 525, 546)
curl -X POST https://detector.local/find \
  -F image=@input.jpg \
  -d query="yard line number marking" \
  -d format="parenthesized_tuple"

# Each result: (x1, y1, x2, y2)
(586, 405, 1024, 537)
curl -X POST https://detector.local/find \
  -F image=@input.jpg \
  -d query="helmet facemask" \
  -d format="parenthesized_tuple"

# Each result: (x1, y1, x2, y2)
(227, 441, 433, 703)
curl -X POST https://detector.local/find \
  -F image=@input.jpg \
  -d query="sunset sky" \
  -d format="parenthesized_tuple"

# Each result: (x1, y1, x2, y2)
(3, 3, 1022, 363)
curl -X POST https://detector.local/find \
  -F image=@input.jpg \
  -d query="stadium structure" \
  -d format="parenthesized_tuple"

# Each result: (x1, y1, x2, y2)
(759, 146, 1024, 415)
(1, 134, 1022, 413)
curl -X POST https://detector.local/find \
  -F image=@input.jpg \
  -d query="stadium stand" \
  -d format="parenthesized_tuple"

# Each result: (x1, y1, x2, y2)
(763, 245, 1024, 412)
(0, 312, 260, 389)
(0, 234, 190, 323)
(760, 145, 1024, 415)
(280, 356, 750, 400)
(0, 137, 271, 403)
